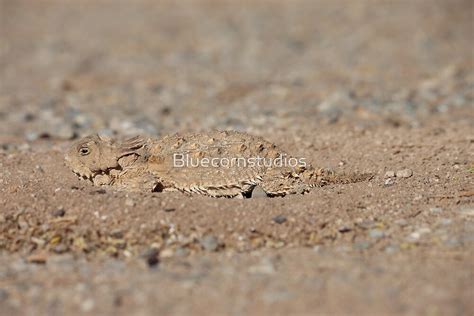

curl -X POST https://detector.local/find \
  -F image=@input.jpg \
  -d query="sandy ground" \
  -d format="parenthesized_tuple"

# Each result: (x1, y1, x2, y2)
(0, 1, 473, 315)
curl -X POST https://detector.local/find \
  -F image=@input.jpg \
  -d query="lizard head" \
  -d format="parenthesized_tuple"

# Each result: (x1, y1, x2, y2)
(65, 134, 146, 183)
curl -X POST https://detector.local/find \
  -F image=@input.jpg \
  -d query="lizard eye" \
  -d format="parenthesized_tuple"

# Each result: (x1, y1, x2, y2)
(79, 147, 90, 156)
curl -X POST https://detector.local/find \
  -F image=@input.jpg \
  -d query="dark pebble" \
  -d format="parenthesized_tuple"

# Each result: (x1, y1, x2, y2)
(338, 226, 352, 233)
(90, 189, 107, 195)
(272, 215, 287, 224)
(142, 248, 160, 267)
(110, 229, 124, 239)
(52, 208, 66, 217)
(164, 208, 176, 212)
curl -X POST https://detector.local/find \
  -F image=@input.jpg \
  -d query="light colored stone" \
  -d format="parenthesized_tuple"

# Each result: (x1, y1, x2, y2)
(396, 169, 413, 178)
(384, 170, 395, 178)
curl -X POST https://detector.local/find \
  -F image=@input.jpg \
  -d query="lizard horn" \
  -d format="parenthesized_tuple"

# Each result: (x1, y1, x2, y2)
(119, 135, 147, 156)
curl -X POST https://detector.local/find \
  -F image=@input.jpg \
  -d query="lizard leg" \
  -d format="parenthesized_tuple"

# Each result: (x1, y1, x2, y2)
(260, 168, 310, 196)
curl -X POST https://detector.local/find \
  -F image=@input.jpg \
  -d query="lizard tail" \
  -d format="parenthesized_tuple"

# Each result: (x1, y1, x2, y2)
(305, 168, 374, 187)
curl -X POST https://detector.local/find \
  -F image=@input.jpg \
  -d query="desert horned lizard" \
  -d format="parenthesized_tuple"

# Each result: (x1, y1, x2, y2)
(65, 131, 372, 198)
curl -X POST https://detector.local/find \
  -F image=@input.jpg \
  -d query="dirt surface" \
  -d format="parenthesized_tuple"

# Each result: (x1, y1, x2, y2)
(0, 1, 473, 315)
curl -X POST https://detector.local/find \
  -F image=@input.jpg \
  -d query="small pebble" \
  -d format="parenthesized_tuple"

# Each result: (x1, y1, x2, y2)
(384, 170, 395, 178)
(174, 247, 190, 257)
(357, 219, 375, 229)
(90, 189, 106, 195)
(338, 225, 352, 233)
(27, 251, 48, 264)
(384, 178, 395, 186)
(396, 169, 413, 178)
(141, 248, 160, 267)
(384, 245, 399, 254)
(200, 235, 219, 251)
(53, 244, 68, 254)
(439, 218, 452, 226)
(163, 208, 175, 212)
(81, 299, 95, 312)
(125, 198, 135, 207)
(369, 229, 385, 239)
(407, 227, 431, 241)
(159, 248, 174, 258)
(272, 215, 287, 224)
(395, 219, 408, 227)
(25, 131, 39, 142)
(429, 207, 443, 213)
(53, 125, 75, 140)
(353, 241, 371, 250)
(110, 229, 123, 238)
(52, 208, 66, 217)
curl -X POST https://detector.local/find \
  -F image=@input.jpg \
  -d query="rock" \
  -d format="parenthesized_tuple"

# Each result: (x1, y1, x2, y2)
(353, 241, 371, 250)
(369, 229, 385, 239)
(429, 207, 443, 213)
(72, 113, 92, 129)
(272, 215, 287, 224)
(17, 218, 29, 230)
(384, 170, 395, 178)
(52, 207, 66, 217)
(25, 131, 39, 141)
(110, 229, 123, 238)
(439, 218, 452, 226)
(141, 248, 160, 267)
(53, 244, 69, 254)
(174, 247, 190, 257)
(384, 178, 395, 186)
(395, 219, 408, 227)
(396, 169, 413, 178)
(356, 219, 375, 229)
(31, 237, 46, 247)
(27, 251, 48, 264)
(125, 198, 135, 207)
(163, 208, 175, 212)
(90, 189, 107, 195)
(200, 235, 219, 251)
(407, 227, 431, 242)
(159, 248, 174, 258)
(53, 124, 75, 140)
(384, 245, 399, 254)
(338, 225, 352, 233)
(81, 299, 95, 312)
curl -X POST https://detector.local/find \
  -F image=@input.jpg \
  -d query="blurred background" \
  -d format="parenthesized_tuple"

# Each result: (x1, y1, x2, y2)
(0, 0, 472, 140)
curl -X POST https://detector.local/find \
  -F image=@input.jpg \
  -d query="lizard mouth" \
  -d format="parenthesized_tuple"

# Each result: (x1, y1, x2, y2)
(73, 166, 122, 184)
(73, 171, 94, 181)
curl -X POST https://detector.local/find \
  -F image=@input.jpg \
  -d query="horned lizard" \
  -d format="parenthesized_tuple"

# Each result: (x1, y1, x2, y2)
(65, 131, 372, 198)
